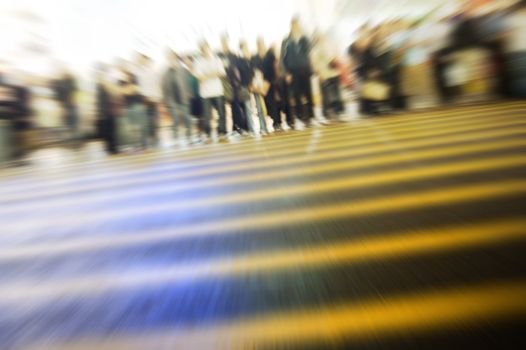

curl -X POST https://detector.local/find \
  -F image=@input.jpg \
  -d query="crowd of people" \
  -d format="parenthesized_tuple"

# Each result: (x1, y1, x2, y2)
(93, 17, 342, 156)
(1, 0, 525, 163)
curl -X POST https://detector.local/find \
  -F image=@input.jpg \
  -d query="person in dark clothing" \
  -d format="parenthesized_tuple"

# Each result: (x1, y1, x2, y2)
(276, 64, 294, 129)
(359, 26, 394, 116)
(236, 42, 258, 134)
(183, 56, 204, 135)
(95, 64, 118, 154)
(53, 70, 79, 139)
(348, 24, 372, 115)
(433, 3, 508, 102)
(220, 34, 248, 134)
(253, 38, 281, 130)
(281, 17, 314, 127)
(118, 65, 147, 150)
(162, 50, 195, 145)
(0, 62, 32, 162)
(240, 40, 268, 134)
(221, 35, 247, 134)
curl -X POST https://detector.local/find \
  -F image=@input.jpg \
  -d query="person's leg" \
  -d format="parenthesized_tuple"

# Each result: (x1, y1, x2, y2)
(11, 130, 22, 161)
(146, 103, 158, 145)
(101, 115, 113, 154)
(107, 117, 117, 154)
(132, 104, 149, 149)
(230, 100, 242, 132)
(265, 85, 280, 129)
(130, 104, 150, 148)
(284, 101, 294, 128)
(123, 107, 134, 148)
(323, 77, 341, 117)
(168, 104, 180, 140)
(508, 52, 526, 98)
(321, 79, 330, 117)
(244, 99, 255, 133)
(291, 75, 304, 124)
(117, 112, 128, 148)
(331, 77, 344, 114)
(201, 98, 212, 137)
(65, 104, 79, 142)
(302, 73, 315, 124)
(278, 79, 294, 128)
(362, 99, 375, 116)
(436, 48, 456, 103)
(213, 97, 227, 136)
(179, 104, 193, 140)
(254, 94, 268, 133)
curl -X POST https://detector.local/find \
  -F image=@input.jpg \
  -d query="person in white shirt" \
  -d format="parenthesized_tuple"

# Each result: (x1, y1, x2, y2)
(193, 41, 227, 140)
(134, 53, 161, 147)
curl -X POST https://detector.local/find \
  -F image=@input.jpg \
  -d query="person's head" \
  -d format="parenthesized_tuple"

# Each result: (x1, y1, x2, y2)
(61, 66, 72, 79)
(290, 16, 302, 38)
(200, 41, 212, 57)
(461, 0, 479, 17)
(182, 55, 194, 69)
(117, 58, 129, 73)
(221, 34, 230, 53)
(257, 37, 266, 56)
(95, 62, 107, 82)
(137, 53, 151, 67)
(377, 22, 391, 39)
(357, 23, 370, 39)
(317, 32, 328, 45)
(239, 40, 250, 58)
(167, 49, 179, 67)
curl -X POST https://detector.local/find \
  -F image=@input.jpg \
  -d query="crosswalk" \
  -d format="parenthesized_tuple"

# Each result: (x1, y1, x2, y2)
(1, 101, 526, 349)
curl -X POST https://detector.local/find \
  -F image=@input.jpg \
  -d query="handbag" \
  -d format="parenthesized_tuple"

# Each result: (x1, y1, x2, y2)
(221, 77, 233, 101)
(362, 80, 391, 101)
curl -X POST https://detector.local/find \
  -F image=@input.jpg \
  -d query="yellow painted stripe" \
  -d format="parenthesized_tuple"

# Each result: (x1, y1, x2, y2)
(4, 179, 526, 259)
(4, 219, 524, 302)
(1, 103, 524, 179)
(8, 153, 525, 226)
(3, 120, 525, 202)
(5, 138, 524, 214)
(31, 281, 526, 350)
(300, 106, 526, 142)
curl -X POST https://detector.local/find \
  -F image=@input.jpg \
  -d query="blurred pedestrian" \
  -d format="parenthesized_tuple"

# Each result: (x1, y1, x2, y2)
(281, 17, 314, 128)
(221, 34, 247, 134)
(194, 41, 227, 141)
(275, 62, 294, 130)
(95, 63, 118, 154)
(312, 33, 344, 119)
(183, 56, 205, 139)
(53, 68, 79, 141)
(240, 40, 268, 134)
(118, 62, 147, 151)
(253, 38, 281, 130)
(134, 53, 161, 147)
(360, 25, 394, 115)
(0, 60, 32, 164)
(348, 24, 373, 115)
(162, 50, 195, 146)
